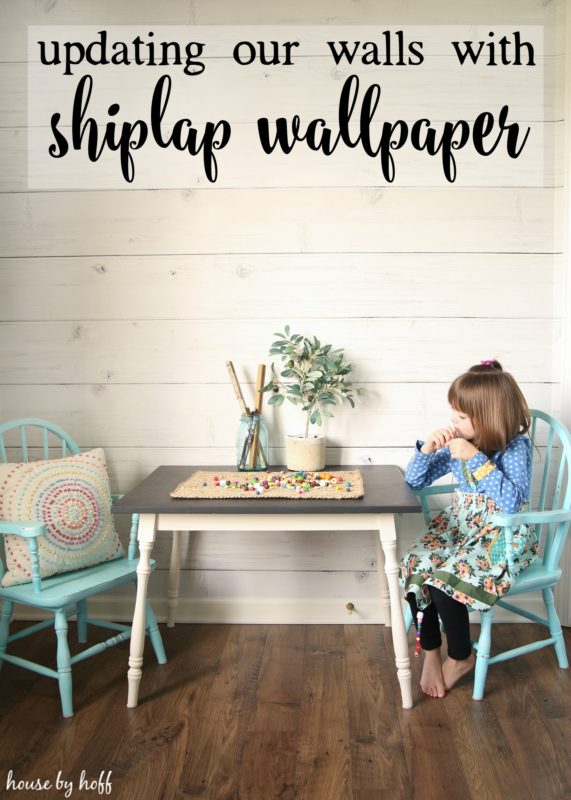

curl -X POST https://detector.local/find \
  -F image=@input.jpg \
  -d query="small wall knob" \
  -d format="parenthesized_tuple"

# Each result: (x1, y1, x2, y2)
(346, 602, 355, 614)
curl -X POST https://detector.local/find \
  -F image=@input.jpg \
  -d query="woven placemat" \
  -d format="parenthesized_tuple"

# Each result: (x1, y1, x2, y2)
(170, 469, 364, 499)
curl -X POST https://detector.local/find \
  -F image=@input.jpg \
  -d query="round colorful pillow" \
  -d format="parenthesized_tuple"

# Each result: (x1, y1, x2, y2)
(1, 448, 124, 587)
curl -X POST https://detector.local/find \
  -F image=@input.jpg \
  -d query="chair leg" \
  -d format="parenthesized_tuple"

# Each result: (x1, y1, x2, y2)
(473, 607, 494, 701)
(77, 599, 88, 644)
(543, 587, 569, 669)
(145, 601, 167, 664)
(54, 610, 74, 718)
(0, 600, 13, 671)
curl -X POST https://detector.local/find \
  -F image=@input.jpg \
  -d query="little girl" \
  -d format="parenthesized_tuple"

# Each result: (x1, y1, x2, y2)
(399, 360, 538, 698)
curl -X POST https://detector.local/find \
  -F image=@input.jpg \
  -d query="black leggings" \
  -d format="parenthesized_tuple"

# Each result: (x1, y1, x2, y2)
(406, 586, 472, 660)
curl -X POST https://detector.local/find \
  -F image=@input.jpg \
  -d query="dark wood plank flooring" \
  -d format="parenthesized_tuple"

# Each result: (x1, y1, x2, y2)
(0, 622, 570, 800)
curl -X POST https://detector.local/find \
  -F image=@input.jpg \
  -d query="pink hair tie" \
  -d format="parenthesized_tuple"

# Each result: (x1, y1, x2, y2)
(480, 359, 495, 366)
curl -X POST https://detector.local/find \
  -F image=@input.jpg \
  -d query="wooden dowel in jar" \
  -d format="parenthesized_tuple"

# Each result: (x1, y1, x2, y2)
(248, 364, 266, 469)
(226, 361, 250, 417)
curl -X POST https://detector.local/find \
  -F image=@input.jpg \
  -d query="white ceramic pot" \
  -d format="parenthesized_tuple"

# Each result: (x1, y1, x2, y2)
(285, 434, 326, 471)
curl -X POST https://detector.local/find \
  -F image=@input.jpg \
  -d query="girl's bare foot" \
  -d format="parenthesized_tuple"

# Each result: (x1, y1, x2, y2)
(442, 653, 475, 690)
(420, 649, 446, 698)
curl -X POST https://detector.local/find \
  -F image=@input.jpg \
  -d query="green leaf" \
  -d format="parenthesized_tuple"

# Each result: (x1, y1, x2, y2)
(285, 324, 290, 336)
(322, 410, 334, 418)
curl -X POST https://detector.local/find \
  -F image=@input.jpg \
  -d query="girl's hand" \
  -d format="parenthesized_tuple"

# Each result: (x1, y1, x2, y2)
(420, 427, 456, 454)
(448, 438, 479, 461)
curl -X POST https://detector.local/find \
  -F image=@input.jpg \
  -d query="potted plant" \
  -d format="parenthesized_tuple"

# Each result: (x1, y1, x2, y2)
(263, 325, 362, 470)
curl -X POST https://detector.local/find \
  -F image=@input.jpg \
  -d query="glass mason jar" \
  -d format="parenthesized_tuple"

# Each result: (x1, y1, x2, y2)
(236, 413, 268, 471)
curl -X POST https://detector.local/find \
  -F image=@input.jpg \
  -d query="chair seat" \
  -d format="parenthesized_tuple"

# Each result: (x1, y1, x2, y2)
(508, 558, 561, 596)
(0, 557, 157, 609)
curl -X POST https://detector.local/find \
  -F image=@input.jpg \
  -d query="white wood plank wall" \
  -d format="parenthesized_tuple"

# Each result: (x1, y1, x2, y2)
(0, 0, 566, 623)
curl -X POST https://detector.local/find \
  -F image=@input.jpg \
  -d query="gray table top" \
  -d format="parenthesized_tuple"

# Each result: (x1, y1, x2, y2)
(112, 465, 421, 515)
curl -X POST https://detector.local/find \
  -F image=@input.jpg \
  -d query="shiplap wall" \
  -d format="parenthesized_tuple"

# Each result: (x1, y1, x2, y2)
(0, 0, 567, 623)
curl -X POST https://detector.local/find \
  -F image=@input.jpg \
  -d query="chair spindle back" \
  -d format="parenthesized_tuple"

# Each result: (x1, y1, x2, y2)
(528, 410, 571, 570)
(0, 418, 79, 464)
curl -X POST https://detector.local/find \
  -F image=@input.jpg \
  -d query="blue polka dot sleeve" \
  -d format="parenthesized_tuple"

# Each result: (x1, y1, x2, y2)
(470, 436, 531, 513)
(404, 435, 532, 513)
(405, 441, 452, 489)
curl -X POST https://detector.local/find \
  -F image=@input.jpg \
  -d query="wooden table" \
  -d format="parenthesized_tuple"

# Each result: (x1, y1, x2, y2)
(112, 465, 421, 710)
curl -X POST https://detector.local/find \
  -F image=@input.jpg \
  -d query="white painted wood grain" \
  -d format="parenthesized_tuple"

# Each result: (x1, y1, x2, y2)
(0, 187, 560, 256)
(0, 318, 560, 384)
(106, 564, 385, 600)
(0, 382, 557, 452)
(128, 529, 380, 571)
(0, 253, 557, 319)
(3, 0, 563, 28)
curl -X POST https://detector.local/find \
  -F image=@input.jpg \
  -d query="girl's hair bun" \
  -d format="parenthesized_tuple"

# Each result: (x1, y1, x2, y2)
(470, 359, 503, 372)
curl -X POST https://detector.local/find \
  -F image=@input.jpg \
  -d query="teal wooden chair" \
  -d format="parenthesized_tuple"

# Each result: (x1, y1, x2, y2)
(0, 418, 166, 717)
(404, 409, 571, 699)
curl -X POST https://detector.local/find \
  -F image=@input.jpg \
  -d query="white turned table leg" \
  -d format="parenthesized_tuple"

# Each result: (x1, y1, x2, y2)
(167, 530, 182, 628)
(378, 514, 413, 710)
(127, 513, 156, 708)
(374, 535, 391, 626)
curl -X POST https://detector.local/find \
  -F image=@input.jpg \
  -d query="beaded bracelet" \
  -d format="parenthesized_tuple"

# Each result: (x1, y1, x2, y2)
(415, 611, 424, 656)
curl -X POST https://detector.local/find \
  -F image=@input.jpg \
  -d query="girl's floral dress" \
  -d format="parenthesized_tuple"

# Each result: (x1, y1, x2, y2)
(399, 435, 538, 612)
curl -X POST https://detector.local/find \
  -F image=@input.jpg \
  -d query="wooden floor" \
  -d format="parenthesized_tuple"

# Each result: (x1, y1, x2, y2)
(0, 622, 570, 800)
